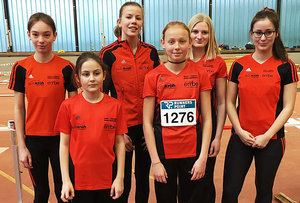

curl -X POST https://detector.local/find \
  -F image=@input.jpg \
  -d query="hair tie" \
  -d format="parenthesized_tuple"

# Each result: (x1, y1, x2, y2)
(264, 7, 269, 11)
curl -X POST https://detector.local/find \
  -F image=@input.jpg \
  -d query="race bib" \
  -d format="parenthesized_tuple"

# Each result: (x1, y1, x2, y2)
(160, 99, 196, 126)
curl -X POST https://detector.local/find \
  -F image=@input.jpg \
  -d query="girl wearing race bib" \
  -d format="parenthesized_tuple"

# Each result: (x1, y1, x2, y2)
(187, 13, 227, 202)
(56, 52, 127, 202)
(100, 2, 160, 202)
(143, 21, 212, 203)
(223, 8, 298, 203)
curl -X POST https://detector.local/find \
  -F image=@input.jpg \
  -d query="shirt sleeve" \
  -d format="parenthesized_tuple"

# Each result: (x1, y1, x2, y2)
(216, 57, 228, 78)
(143, 71, 157, 98)
(199, 70, 212, 91)
(278, 59, 299, 85)
(150, 48, 161, 69)
(54, 101, 71, 134)
(228, 61, 243, 84)
(8, 62, 26, 93)
(115, 104, 128, 135)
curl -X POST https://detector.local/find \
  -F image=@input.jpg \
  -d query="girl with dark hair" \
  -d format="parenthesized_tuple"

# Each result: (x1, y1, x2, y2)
(8, 12, 77, 203)
(222, 8, 298, 203)
(56, 52, 127, 203)
(100, 2, 160, 202)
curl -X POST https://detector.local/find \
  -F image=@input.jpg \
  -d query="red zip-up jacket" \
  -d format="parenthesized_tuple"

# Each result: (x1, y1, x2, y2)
(100, 38, 160, 127)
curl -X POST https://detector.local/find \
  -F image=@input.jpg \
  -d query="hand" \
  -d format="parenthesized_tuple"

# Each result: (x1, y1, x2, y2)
(18, 147, 33, 168)
(236, 129, 256, 146)
(110, 177, 123, 199)
(252, 134, 270, 149)
(208, 138, 221, 157)
(152, 162, 168, 183)
(124, 134, 134, 152)
(61, 181, 74, 202)
(191, 157, 206, 180)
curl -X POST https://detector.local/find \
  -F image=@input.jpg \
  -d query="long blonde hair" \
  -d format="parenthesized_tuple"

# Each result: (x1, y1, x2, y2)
(188, 13, 219, 61)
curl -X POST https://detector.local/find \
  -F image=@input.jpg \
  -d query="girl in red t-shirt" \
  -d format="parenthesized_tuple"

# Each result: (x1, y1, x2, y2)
(187, 13, 227, 202)
(143, 21, 212, 202)
(56, 52, 127, 203)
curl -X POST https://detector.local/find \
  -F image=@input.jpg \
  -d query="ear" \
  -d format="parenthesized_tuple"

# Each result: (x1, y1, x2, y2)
(276, 29, 279, 37)
(189, 38, 193, 47)
(161, 38, 165, 49)
(27, 31, 31, 40)
(103, 71, 107, 81)
(117, 18, 121, 28)
(75, 74, 81, 86)
(53, 32, 57, 41)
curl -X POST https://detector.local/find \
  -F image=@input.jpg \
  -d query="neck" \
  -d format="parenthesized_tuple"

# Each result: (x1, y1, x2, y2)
(82, 91, 104, 103)
(122, 35, 139, 54)
(192, 47, 206, 62)
(252, 49, 273, 64)
(34, 52, 54, 63)
(165, 61, 186, 75)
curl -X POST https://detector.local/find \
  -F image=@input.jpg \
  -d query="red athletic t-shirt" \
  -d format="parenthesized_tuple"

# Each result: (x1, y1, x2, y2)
(228, 54, 298, 139)
(143, 61, 211, 159)
(188, 56, 227, 138)
(55, 93, 127, 190)
(8, 55, 77, 136)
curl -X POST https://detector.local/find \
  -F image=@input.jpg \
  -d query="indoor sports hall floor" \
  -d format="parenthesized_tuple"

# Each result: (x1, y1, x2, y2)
(0, 68, 299, 203)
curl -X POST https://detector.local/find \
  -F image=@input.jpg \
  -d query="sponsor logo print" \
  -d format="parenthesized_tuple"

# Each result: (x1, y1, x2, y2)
(184, 81, 199, 88)
(104, 124, 116, 130)
(48, 75, 60, 79)
(183, 75, 198, 79)
(139, 66, 150, 70)
(123, 66, 131, 71)
(262, 74, 273, 78)
(47, 81, 60, 85)
(72, 125, 86, 129)
(203, 64, 213, 68)
(263, 70, 273, 73)
(34, 81, 44, 86)
(104, 118, 117, 122)
(164, 83, 176, 89)
(251, 74, 259, 78)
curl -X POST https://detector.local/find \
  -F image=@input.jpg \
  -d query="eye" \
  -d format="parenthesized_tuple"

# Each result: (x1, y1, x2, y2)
(256, 31, 263, 35)
(202, 31, 209, 35)
(180, 40, 187, 43)
(32, 33, 38, 37)
(168, 40, 174, 44)
(81, 72, 89, 77)
(265, 31, 273, 35)
(192, 30, 199, 34)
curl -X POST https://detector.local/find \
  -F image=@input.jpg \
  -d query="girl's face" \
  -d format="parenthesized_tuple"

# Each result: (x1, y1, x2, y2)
(77, 59, 106, 94)
(190, 21, 209, 49)
(161, 26, 191, 62)
(251, 18, 277, 53)
(118, 6, 143, 39)
(27, 20, 57, 54)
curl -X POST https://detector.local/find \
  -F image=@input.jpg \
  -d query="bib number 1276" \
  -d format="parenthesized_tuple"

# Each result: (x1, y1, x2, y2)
(160, 99, 196, 127)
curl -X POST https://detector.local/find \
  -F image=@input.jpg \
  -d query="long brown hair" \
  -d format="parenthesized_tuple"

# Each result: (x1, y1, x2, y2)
(250, 7, 288, 61)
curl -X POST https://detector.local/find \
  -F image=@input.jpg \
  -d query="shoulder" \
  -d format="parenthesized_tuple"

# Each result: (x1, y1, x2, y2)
(140, 41, 158, 51)
(53, 55, 74, 69)
(103, 94, 122, 107)
(100, 40, 122, 57)
(14, 55, 34, 68)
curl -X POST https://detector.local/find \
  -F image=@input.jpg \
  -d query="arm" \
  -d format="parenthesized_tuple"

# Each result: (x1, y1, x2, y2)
(252, 82, 297, 148)
(59, 132, 74, 202)
(209, 77, 227, 157)
(226, 81, 255, 146)
(143, 96, 168, 183)
(111, 134, 125, 199)
(191, 90, 212, 180)
(14, 91, 32, 168)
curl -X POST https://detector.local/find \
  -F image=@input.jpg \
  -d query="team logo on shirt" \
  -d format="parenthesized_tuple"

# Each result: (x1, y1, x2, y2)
(28, 74, 34, 79)
(48, 75, 60, 79)
(246, 68, 252, 72)
(104, 117, 117, 131)
(121, 60, 126, 64)
(122, 66, 132, 71)
(203, 64, 213, 68)
(47, 81, 60, 85)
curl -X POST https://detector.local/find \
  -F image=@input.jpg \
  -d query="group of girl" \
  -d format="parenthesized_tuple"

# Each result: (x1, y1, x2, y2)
(8, 1, 298, 203)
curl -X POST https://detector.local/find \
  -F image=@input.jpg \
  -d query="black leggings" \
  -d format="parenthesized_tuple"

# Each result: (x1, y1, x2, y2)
(26, 136, 63, 203)
(222, 134, 285, 203)
(117, 124, 151, 203)
(155, 157, 204, 203)
(73, 189, 114, 203)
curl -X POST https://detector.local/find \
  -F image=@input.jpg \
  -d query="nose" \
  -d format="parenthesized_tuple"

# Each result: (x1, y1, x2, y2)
(174, 42, 180, 49)
(89, 74, 95, 81)
(260, 33, 267, 40)
(38, 36, 45, 43)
